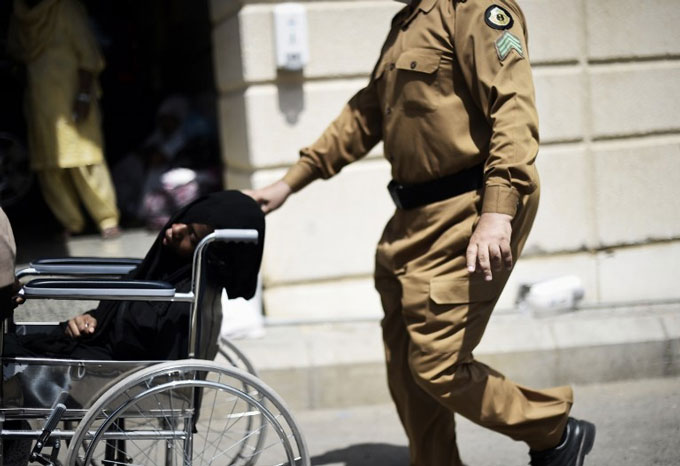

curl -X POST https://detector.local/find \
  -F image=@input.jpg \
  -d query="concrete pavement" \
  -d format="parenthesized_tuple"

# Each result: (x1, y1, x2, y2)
(294, 376, 680, 466)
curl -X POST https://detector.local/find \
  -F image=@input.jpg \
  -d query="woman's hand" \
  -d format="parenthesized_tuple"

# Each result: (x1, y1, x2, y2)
(466, 212, 513, 281)
(243, 180, 292, 215)
(65, 314, 97, 338)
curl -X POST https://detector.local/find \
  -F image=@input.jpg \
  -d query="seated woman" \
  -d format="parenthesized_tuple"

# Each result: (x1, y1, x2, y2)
(4, 190, 264, 361)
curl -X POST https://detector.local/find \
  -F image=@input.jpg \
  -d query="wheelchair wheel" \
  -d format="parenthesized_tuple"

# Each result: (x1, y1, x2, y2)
(217, 338, 267, 464)
(218, 337, 258, 377)
(65, 360, 309, 466)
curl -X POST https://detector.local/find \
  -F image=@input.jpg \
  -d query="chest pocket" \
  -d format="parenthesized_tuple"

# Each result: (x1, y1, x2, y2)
(394, 48, 443, 113)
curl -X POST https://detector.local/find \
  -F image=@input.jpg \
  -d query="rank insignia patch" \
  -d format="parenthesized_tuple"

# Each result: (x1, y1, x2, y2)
(495, 30, 523, 61)
(485, 4, 514, 30)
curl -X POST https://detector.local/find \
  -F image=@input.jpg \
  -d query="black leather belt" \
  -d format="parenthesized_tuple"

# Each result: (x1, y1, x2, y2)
(387, 164, 484, 209)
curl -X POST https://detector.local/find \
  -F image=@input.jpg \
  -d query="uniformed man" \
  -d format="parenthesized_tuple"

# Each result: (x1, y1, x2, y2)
(247, 0, 596, 464)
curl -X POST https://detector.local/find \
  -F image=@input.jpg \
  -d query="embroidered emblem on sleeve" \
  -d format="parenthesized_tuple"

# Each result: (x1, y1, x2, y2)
(495, 30, 524, 61)
(485, 4, 514, 30)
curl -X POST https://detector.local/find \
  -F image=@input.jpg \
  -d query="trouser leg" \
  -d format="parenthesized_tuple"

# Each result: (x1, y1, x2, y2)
(375, 187, 573, 460)
(400, 275, 573, 452)
(36, 169, 86, 233)
(401, 188, 571, 452)
(70, 164, 120, 231)
(376, 268, 463, 466)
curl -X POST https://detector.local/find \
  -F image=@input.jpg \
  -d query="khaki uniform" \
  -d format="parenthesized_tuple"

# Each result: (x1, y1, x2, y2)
(283, 1, 572, 464)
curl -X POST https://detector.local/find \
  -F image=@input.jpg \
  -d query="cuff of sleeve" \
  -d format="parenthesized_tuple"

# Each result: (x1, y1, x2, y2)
(481, 185, 520, 217)
(282, 162, 319, 192)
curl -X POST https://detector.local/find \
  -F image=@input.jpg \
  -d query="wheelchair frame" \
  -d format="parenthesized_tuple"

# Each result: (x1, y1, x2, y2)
(1, 229, 309, 466)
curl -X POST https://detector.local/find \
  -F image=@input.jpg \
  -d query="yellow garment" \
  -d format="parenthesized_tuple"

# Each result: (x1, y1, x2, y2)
(9, 0, 105, 170)
(37, 165, 119, 233)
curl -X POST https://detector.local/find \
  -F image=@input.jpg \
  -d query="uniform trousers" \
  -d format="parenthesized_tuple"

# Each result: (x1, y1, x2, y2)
(374, 184, 573, 466)
(37, 163, 119, 234)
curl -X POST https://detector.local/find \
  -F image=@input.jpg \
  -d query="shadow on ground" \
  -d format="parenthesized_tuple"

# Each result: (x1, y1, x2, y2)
(311, 443, 409, 466)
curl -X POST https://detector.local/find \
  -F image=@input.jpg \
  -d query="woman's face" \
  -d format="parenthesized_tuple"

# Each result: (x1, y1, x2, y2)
(162, 223, 214, 258)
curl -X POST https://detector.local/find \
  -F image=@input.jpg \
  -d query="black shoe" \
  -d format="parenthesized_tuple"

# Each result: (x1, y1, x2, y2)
(529, 417, 596, 466)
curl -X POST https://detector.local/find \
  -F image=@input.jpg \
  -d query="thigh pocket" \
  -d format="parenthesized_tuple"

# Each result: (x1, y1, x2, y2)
(394, 49, 443, 113)
(429, 275, 506, 305)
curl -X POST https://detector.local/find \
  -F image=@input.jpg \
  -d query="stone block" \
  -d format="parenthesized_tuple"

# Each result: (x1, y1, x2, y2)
(667, 339, 680, 376)
(663, 313, 680, 339)
(263, 276, 383, 322)
(496, 252, 599, 310)
(209, 0, 239, 24)
(212, 5, 276, 90)
(212, 2, 398, 90)
(477, 314, 557, 354)
(521, 0, 583, 64)
(555, 341, 668, 384)
(253, 367, 312, 411)
(477, 350, 561, 387)
(305, 2, 401, 78)
(220, 78, 377, 170)
(255, 159, 393, 284)
(597, 241, 680, 303)
(212, 13, 243, 93)
(587, 0, 680, 60)
(534, 67, 586, 143)
(593, 137, 680, 245)
(590, 62, 680, 138)
(311, 363, 390, 409)
(551, 315, 666, 348)
(526, 144, 595, 253)
(217, 92, 249, 170)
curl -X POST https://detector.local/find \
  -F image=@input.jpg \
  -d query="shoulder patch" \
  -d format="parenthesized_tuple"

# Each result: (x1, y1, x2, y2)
(495, 30, 523, 61)
(484, 4, 514, 30)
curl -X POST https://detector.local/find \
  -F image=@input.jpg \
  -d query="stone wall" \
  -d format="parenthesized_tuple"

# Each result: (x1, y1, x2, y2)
(210, 0, 680, 320)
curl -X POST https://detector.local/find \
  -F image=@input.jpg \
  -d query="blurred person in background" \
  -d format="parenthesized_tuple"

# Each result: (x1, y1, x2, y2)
(113, 95, 221, 230)
(8, 0, 120, 239)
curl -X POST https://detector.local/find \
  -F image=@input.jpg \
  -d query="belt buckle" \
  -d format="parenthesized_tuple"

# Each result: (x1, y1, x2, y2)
(387, 180, 404, 209)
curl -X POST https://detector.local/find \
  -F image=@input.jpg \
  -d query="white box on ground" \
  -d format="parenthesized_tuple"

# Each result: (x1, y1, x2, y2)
(517, 275, 585, 316)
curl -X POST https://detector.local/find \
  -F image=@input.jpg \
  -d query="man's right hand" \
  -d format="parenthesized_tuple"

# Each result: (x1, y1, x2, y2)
(244, 180, 292, 215)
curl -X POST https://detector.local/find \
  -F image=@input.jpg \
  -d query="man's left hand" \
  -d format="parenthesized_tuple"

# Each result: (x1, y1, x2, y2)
(466, 212, 513, 281)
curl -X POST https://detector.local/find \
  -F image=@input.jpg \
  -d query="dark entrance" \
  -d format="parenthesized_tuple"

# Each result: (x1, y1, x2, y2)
(0, 0, 219, 261)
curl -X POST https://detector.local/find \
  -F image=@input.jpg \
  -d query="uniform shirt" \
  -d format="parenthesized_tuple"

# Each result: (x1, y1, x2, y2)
(283, 0, 539, 217)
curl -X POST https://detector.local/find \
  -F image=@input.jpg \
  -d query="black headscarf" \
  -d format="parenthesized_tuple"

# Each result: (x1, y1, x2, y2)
(6, 191, 265, 361)
(130, 189, 265, 299)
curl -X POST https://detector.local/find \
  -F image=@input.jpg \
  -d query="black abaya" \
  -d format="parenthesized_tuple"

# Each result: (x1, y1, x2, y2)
(4, 191, 265, 361)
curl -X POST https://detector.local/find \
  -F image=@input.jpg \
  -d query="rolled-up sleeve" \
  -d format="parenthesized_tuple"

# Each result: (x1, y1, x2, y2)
(283, 69, 384, 192)
(453, 0, 539, 217)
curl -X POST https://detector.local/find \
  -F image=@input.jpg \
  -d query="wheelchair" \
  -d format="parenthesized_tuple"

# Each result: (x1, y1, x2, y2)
(1, 229, 310, 466)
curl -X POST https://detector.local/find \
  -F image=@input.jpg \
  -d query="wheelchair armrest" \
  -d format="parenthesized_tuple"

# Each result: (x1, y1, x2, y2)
(22, 278, 176, 300)
(17, 257, 142, 279)
(213, 229, 259, 244)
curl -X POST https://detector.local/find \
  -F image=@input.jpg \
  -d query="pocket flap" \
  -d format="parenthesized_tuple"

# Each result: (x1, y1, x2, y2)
(396, 49, 442, 74)
(429, 275, 505, 304)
